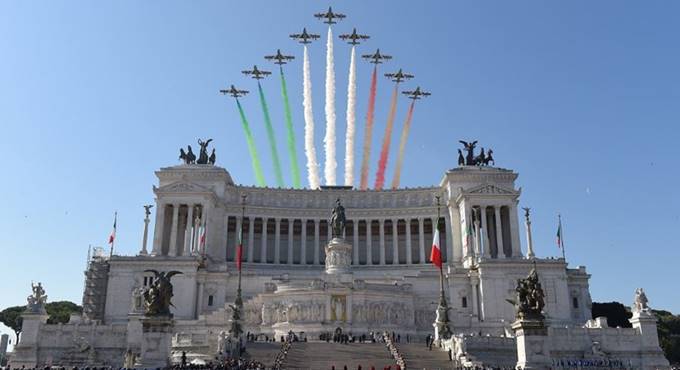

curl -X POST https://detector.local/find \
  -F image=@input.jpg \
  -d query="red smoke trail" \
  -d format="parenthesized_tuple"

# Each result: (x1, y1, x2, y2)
(390, 99, 416, 189)
(374, 83, 399, 190)
(359, 66, 378, 190)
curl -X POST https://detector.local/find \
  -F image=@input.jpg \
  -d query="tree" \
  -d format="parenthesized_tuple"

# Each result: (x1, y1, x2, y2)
(45, 301, 82, 324)
(0, 306, 24, 344)
(591, 302, 632, 328)
(0, 301, 82, 345)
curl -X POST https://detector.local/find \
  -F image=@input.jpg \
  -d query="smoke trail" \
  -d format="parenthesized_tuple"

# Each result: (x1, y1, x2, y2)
(344, 46, 357, 186)
(257, 81, 285, 188)
(235, 99, 266, 187)
(390, 99, 416, 189)
(359, 66, 378, 190)
(302, 46, 321, 189)
(279, 66, 301, 189)
(323, 26, 337, 186)
(374, 83, 399, 190)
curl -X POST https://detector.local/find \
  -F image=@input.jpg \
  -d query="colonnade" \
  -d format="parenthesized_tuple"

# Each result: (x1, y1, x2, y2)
(463, 204, 521, 259)
(224, 216, 448, 266)
(151, 202, 207, 257)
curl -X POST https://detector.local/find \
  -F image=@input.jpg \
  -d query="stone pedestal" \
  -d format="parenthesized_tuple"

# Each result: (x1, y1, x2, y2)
(629, 312, 671, 369)
(325, 238, 352, 274)
(9, 312, 48, 369)
(512, 319, 551, 370)
(139, 316, 174, 369)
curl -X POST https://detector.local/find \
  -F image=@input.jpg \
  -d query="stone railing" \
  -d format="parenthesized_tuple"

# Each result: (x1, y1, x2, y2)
(382, 331, 406, 369)
(272, 333, 294, 370)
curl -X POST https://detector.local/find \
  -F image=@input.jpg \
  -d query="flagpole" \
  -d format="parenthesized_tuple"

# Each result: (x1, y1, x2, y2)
(235, 194, 247, 310)
(434, 195, 451, 342)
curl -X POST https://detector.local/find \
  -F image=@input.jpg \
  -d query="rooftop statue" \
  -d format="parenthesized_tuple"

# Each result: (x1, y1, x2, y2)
(142, 270, 182, 317)
(509, 267, 545, 321)
(197, 138, 213, 164)
(179, 145, 196, 165)
(458, 140, 495, 167)
(633, 288, 651, 314)
(26, 282, 47, 314)
(330, 198, 346, 238)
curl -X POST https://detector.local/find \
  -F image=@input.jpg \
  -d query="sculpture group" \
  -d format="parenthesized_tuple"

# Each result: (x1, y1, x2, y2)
(330, 198, 346, 238)
(458, 140, 495, 167)
(179, 138, 216, 165)
(26, 282, 47, 314)
(510, 267, 546, 320)
(142, 270, 182, 317)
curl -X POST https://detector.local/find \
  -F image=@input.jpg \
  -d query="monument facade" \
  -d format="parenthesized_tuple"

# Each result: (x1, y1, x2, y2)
(9, 143, 669, 369)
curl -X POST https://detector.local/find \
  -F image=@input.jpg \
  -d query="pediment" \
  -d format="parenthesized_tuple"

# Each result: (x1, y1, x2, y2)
(154, 181, 213, 194)
(465, 183, 517, 195)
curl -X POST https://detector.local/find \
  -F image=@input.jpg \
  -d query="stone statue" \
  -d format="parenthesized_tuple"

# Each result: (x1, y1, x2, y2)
(208, 149, 216, 165)
(143, 204, 153, 218)
(633, 288, 650, 314)
(217, 330, 227, 354)
(123, 348, 137, 369)
(228, 304, 243, 337)
(197, 138, 213, 164)
(483, 149, 495, 166)
(330, 198, 346, 238)
(509, 267, 545, 320)
(142, 270, 183, 317)
(458, 140, 478, 166)
(186, 145, 196, 164)
(457, 149, 465, 166)
(474, 147, 486, 166)
(522, 207, 531, 221)
(131, 285, 143, 312)
(26, 282, 47, 313)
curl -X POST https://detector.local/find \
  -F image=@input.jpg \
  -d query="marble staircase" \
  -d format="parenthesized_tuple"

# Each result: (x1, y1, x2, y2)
(284, 342, 395, 370)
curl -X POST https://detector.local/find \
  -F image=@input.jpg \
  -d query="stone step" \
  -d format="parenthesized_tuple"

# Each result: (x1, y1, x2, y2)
(395, 343, 452, 370)
(244, 342, 284, 366)
(284, 342, 395, 370)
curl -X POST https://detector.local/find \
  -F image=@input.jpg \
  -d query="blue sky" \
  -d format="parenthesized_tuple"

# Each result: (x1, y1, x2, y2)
(1, 1, 679, 341)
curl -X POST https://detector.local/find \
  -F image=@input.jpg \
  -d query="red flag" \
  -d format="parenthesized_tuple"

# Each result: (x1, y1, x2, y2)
(430, 228, 442, 268)
(108, 213, 117, 244)
(199, 223, 206, 249)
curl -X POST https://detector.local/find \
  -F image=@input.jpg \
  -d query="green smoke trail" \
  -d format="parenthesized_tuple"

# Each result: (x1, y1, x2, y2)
(257, 81, 285, 188)
(235, 99, 266, 187)
(280, 66, 301, 188)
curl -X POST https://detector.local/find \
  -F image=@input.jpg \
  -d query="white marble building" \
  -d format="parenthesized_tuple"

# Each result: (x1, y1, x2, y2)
(9, 159, 669, 369)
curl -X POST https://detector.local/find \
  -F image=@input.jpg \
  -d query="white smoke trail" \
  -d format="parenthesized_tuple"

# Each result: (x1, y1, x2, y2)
(303, 45, 320, 189)
(323, 26, 337, 186)
(344, 46, 357, 186)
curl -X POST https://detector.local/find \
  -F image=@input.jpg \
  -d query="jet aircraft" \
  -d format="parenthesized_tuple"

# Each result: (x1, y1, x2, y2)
(314, 7, 346, 25)
(402, 86, 431, 100)
(384, 69, 414, 83)
(241, 65, 272, 80)
(220, 85, 249, 98)
(264, 49, 295, 65)
(290, 28, 321, 44)
(362, 49, 392, 64)
(339, 28, 370, 45)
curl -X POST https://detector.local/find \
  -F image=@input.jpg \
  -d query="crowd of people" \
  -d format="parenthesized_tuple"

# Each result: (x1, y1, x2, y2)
(381, 332, 405, 370)
(271, 332, 295, 370)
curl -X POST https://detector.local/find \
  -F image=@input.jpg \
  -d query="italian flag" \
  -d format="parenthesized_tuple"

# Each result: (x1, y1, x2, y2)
(556, 220, 563, 249)
(108, 212, 117, 244)
(199, 222, 206, 250)
(430, 226, 442, 269)
(236, 223, 243, 271)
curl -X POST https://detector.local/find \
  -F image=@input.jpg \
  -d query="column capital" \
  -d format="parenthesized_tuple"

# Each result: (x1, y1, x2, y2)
(379, 219, 385, 225)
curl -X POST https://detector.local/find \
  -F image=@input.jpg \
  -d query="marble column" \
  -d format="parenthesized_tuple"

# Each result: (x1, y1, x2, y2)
(313, 219, 320, 265)
(151, 203, 166, 256)
(494, 206, 505, 259)
(196, 282, 204, 317)
(524, 213, 535, 259)
(366, 220, 373, 265)
(509, 205, 522, 257)
(418, 218, 426, 264)
(445, 214, 454, 264)
(405, 219, 412, 264)
(287, 218, 294, 265)
(202, 204, 211, 256)
(379, 219, 386, 265)
(274, 218, 281, 264)
(168, 204, 180, 257)
(480, 206, 490, 258)
(222, 213, 229, 261)
(141, 209, 151, 256)
(247, 217, 255, 263)
(261, 218, 268, 263)
(183, 204, 194, 257)
(392, 219, 399, 265)
(353, 219, 359, 265)
(449, 201, 463, 263)
(300, 219, 307, 265)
